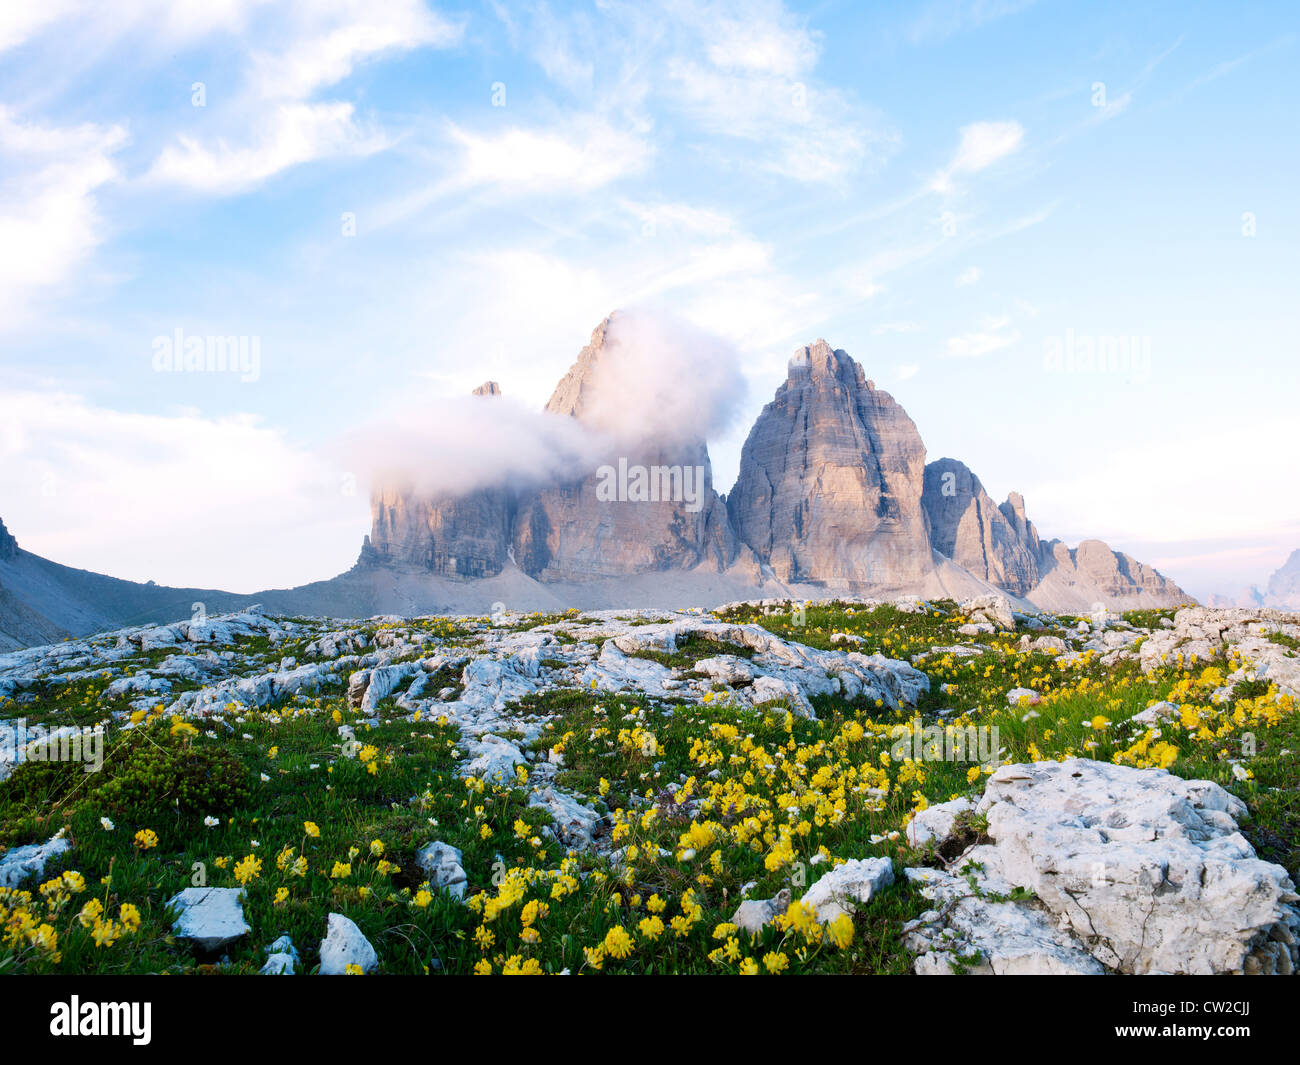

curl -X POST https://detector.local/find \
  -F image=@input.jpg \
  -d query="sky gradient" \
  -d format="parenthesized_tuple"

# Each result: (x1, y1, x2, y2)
(1, 0, 1296, 602)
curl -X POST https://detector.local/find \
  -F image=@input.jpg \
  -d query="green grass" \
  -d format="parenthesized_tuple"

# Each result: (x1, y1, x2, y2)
(3, 601, 1297, 976)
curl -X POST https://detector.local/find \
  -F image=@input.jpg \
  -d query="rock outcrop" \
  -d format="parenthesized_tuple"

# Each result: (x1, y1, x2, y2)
(367, 384, 514, 577)
(922, 458, 1041, 597)
(1266, 549, 1300, 608)
(727, 341, 932, 591)
(511, 315, 741, 580)
(905, 760, 1300, 975)
(1031, 538, 1189, 611)
(920, 461, 1189, 610)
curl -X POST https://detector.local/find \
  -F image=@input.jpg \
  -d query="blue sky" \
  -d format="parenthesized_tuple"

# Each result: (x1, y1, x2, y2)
(0, 0, 1296, 600)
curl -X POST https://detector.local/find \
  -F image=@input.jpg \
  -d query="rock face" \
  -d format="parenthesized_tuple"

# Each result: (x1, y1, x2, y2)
(1032, 538, 1188, 611)
(922, 458, 1041, 597)
(905, 761, 1300, 975)
(367, 384, 514, 577)
(1266, 549, 1300, 607)
(366, 317, 741, 584)
(511, 315, 740, 580)
(727, 341, 932, 591)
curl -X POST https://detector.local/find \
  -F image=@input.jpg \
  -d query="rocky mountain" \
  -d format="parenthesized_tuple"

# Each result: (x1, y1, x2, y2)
(509, 315, 743, 581)
(727, 341, 933, 592)
(0, 316, 1194, 649)
(919, 458, 1187, 610)
(365, 316, 744, 584)
(367, 384, 514, 578)
(921, 458, 1041, 597)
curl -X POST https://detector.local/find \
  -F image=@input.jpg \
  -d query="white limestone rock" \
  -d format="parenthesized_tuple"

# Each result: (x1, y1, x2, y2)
(905, 797, 974, 848)
(415, 840, 468, 900)
(908, 759, 1300, 975)
(318, 912, 378, 975)
(528, 786, 605, 848)
(167, 887, 250, 952)
(903, 866, 1106, 975)
(0, 833, 71, 888)
(260, 934, 299, 974)
(800, 858, 894, 922)
(960, 595, 1016, 632)
(731, 888, 791, 937)
(1128, 700, 1180, 728)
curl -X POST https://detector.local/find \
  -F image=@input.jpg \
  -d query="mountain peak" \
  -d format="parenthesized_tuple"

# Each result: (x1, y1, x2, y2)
(544, 310, 620, 419)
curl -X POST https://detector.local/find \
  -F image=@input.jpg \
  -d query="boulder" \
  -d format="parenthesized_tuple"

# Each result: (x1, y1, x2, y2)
(731, 888, 791, 937)
(167, 887, 250, 952)
(415, 841, 468, 900)
(800, 858, 894, 922)
(905, 760, 1300, 975)
(0, 833, 70, 888)
(318, 913, 378, 975)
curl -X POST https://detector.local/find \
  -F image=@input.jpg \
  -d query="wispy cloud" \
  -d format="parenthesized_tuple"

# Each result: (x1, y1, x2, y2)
(146, 0, 464, 194)
(946, 313, 1021, 357)
(907, 0, 1038, 44)
(0, 106, 127, 325)
(932, 120, 1024, 191)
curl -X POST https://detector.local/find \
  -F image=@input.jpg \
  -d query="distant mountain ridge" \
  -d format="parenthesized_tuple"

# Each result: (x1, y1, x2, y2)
(1209, 549, 1300, 611)
(0, 315, 1193, 650)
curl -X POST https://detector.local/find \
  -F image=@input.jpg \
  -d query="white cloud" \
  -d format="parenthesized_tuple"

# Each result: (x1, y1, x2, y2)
(149, 102, 386, 194)
(698, 2, 821, 78)
(148, 0, 463, 194)
(248, 0, 461, 100)
(932, 120, 1024, 191)
(505, 0, 889, 185)
(946, 313, 1021, 357)
(872, 321, 922, 336)
(0, 107, 127, 325)
(666, 58, 885, 182)
(956, 266, 982, 286)
(448, 118, 652, 193)
(0, 388, 365, 590)
(896, 363, 920, 380)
